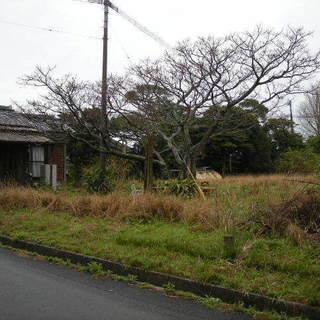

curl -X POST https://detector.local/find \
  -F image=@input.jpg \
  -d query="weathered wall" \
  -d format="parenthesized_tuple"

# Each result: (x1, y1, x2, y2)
(47, 144, 66, 183)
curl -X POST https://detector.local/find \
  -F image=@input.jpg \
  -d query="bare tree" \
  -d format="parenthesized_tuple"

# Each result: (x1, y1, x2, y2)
(299, 85, 320, 136)
(123, 26, 320, 177)
(18, 66, 165, 166)
(19, 25, 320, 179)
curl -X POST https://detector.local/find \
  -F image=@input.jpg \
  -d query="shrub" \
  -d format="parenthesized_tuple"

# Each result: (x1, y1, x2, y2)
(157, 179, 198, 197)
(275, 150, 319, 174)
(83, 167, 114, 194)
(68, 163, 83, 186)
(106, 156, 141, 181)
(249, 188, 320, 242)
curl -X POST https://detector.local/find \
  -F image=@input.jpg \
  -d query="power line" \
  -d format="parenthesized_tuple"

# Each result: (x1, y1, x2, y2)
(0, 20, 101, 40)
(107, 1, 171, 49)
(78, 0, 171, 49)
(111, 26, 133, 64)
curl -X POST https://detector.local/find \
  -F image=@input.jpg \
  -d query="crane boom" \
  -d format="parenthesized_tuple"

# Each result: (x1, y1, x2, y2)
(87, 0, 171, 49)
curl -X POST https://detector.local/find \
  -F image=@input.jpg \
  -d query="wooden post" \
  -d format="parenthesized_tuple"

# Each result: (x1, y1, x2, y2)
(224, 234, 235, 259)
(224, 235, 235, 249)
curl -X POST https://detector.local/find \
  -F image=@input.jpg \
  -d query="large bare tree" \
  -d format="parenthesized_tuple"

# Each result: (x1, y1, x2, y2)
(122, 26, 320, 177)
(18, 66, 165, 166)
(20, 25, 320, 179)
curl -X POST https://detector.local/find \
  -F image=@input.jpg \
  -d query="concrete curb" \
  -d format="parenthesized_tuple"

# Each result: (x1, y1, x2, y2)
(0, 234, 319, 319)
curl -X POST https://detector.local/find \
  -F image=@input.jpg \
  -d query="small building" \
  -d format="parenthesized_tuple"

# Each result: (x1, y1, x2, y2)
(0, 105, 67, 184)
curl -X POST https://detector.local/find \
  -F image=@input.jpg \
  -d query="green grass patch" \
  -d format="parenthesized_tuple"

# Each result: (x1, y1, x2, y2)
(0, 207, 319, 307)
(0, 242, 307, 320)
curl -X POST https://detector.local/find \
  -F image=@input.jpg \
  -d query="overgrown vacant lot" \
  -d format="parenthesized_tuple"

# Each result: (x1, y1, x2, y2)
(0, 175, 320, 308)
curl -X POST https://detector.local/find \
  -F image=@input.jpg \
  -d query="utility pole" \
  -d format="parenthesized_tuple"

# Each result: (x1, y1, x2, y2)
(85, 0, 169, 175)
(100, 0, 109, 173)
(289, 100, 294, 133)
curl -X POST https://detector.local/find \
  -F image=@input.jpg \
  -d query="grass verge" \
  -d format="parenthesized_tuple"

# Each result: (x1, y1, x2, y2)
(0, 208, 319, 307)
(0, 175, 319, 311)
(0, 243, 306, 320)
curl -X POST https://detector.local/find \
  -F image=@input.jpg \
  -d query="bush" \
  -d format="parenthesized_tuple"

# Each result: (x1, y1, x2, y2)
(83, 167, 114, 194)
(105, 156, 134, 181)
(69, 154, 142, 187)
(157, 179, 198, 197)
(68, 163, 83, 186)
(249, 188, 320, 243)
(275, 150, 320, 174)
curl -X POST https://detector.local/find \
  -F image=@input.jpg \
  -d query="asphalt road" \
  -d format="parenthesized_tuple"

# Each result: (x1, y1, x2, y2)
(0, 247, 251, 320)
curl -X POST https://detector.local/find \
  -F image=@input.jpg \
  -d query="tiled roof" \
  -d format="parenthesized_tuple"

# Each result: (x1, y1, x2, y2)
(0, 108, 67, 144)
(0, 110, 52, 132)
(0, 132, 52, 143)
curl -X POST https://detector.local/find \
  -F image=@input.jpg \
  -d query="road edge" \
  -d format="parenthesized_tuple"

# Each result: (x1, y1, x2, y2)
(0, 234, 318, 319)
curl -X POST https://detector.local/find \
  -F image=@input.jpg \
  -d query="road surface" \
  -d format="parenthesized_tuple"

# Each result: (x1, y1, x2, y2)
(0, 247, 251, 320)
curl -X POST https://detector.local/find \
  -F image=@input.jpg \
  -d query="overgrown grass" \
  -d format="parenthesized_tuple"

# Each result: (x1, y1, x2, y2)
(0, 174, 312, 229)
(0, 243, 306, 320)
(0, 174, 319, 309)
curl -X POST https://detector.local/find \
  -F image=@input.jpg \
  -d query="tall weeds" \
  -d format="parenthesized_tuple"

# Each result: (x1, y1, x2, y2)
(0, 186, 238, 230)
(0, 174, 317, 234)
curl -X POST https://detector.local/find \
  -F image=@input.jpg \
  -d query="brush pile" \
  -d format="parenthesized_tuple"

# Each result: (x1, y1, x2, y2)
(250, 188, 320, 243)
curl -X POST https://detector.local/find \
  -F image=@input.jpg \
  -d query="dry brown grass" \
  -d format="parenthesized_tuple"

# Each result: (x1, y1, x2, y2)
(196, 171, 222, 184)
(285, 222, 306, 244)
(0, 185, 239, 230)
(248, 187, 320, 243)
(220, 174, 315, 185)
(0, 174, 318, 234)
(183, 200, 236, 231)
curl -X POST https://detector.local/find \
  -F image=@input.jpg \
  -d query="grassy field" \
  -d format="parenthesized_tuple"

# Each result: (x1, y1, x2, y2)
(0, 174, 319, 313)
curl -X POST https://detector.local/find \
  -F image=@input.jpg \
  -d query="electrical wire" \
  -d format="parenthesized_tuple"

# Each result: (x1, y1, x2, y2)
(111, 26, 133, 64)
(0, 20, 101, 40)
(108, 1, 171, 49)
(73, 0, 171, 49)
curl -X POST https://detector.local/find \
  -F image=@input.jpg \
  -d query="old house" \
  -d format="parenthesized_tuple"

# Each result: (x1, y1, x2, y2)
(0, 105, 66, 184)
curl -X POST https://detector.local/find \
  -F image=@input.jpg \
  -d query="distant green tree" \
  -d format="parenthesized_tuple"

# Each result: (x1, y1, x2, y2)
(306, 136, 320, 154)
(275, 150, 319, 174)
(194, 101, 273, 174)
(237, 125, 272, 173)
(197, 122, 272, 174)
(266, 118, 304, 162)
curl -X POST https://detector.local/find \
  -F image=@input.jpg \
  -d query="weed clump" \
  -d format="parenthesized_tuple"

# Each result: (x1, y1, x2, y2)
(127, 194, 183, 221)
(83, 167, 114, 194)
(0, 187, 40, 210)
(156, 179, 198, 197)
(249, 188, 320, 243)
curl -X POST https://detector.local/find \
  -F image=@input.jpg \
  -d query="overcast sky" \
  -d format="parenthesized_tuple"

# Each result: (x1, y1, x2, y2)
(1, 0, 320, 109)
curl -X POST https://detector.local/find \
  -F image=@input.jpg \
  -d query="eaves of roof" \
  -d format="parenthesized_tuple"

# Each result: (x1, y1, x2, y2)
(0, 132, 52, 144)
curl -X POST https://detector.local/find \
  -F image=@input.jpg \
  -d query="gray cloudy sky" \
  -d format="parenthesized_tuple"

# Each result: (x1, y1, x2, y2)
(1, 0, 320, 106)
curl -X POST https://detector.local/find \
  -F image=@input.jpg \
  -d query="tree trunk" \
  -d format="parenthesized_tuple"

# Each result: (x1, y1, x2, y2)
(179, 168, 188, 180)
(190, 155, 197, 178)
(144, 135, 154, 192)
(179, 154, 197, 180)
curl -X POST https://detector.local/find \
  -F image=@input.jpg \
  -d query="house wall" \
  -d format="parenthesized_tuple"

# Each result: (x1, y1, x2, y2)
(0, 143, 29, 183)
(47, 144, 66, 183)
